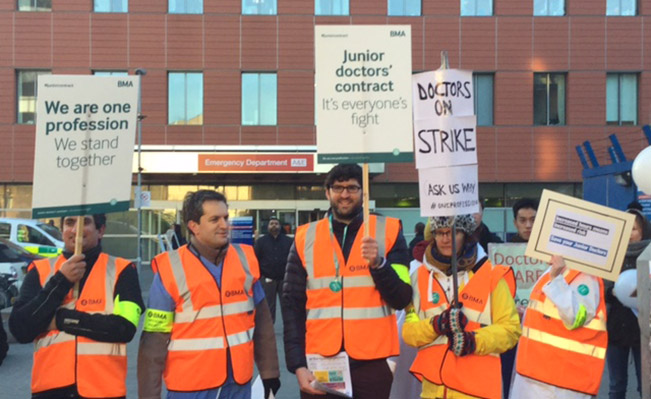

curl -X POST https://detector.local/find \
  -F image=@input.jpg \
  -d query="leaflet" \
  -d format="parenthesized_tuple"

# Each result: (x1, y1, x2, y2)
(307, 352, 353, 398)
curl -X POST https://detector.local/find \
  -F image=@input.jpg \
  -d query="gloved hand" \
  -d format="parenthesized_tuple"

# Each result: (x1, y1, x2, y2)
(448, 331, 476, 357)
(263, 377, 281, 398)
(431, 306, 468, 335)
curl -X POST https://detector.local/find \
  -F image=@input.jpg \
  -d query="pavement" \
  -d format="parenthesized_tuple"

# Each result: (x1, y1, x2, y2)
(0, 266, 639, 398)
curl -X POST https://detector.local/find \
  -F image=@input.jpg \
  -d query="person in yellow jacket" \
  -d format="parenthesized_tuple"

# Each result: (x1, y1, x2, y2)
(403, 215, 521, 399)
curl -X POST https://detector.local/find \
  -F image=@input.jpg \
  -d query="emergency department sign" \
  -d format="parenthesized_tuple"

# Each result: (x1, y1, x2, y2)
(315, 25, 413, 163)
(32, 75, 139, 218)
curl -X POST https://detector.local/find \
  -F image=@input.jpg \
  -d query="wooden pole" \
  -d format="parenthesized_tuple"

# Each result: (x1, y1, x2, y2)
(73, 215, 83, 299)
(363, 163, 370, 236)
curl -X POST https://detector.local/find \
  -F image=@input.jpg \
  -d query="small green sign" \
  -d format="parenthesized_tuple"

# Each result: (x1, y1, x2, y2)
(578, 284, 590, 296)
(431, 292, 440, 304)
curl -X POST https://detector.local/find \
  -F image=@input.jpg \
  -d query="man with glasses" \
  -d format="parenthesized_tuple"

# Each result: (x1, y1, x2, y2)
(282, 163, 412, 399)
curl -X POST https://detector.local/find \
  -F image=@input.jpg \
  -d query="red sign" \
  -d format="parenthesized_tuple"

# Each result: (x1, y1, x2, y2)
(198, 153, 314, 173)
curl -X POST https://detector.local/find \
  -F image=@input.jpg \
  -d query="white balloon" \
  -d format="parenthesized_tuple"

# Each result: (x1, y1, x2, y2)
(614, 269, 640, 316)
(632, 146, 651, 194)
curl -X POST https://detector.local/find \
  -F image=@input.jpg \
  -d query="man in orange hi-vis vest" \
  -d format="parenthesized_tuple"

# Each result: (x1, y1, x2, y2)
(282, 163, 412, 399)
(9, 214, 145, 399)
(511, 255, 607, 399)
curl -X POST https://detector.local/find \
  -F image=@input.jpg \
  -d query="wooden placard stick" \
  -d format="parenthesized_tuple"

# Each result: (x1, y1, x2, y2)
(363, 163, 370, 237)
(73, 215, 84, 299)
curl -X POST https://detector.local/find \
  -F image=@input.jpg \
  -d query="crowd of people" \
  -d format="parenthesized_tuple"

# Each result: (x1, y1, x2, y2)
(0, 162, 649, 399)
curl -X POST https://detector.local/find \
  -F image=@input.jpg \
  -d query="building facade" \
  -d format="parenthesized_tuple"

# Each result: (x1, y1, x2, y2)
(1, 0, 649, 260)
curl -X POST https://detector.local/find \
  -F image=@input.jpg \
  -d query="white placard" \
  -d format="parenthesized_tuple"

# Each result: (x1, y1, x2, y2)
(412, 69, 474, 120)
(414, 115, 477, 169)
(315, 25, 413, 164)
(32, 75, 139, 218)
(418, 165, 480, 217)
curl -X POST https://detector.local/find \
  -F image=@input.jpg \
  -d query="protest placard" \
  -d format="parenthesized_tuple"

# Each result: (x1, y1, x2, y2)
(418, 164, 480, 217)
(489, 243, 549, 306)
(32, 75, 139, 218)
(526, 189, 635, 281)
(412, 69, 474, 120)
(315, 25, 413, 163)
(414, 115, 477, 169)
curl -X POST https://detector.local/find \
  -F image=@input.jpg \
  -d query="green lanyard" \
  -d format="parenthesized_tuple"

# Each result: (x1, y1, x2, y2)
(328, 214, 347, 292)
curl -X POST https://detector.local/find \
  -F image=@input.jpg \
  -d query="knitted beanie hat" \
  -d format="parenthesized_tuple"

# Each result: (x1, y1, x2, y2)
(428, 214, 478, 236)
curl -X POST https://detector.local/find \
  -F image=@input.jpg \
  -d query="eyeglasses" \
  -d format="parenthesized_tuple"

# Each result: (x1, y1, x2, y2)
(434, 230, 463, 238)
(330, 185, 362, 194)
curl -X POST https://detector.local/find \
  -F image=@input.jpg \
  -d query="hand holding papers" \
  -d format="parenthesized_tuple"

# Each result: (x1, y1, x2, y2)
(306, 352, 353, 398)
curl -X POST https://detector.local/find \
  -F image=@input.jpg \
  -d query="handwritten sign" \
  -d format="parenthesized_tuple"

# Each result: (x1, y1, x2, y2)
(418, 164, 479, 217)
(412, 69, 474, 120)
(414, 115, 477, 169)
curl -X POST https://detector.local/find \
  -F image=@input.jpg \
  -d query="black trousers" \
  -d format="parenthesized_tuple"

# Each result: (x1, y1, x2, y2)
(301, 358, 394, 399)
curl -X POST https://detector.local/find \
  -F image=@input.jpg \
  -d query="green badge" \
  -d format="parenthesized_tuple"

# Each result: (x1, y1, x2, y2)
(329, 280, 342, 293)
(578, 284, 589, 296)
(431, 292, 440, 304)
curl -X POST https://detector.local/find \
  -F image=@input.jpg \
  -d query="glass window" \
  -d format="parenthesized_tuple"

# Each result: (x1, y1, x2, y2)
(168, 72, 203, 125)
(242, 0, 276, 15)
(607, 0, 636, 15)
(388, 0, 420, 16)
(242, 73, 277, 126)
(17, 70, 51, 124)
(17, 0, 51, 11)
(18, 224, 54, 246)
(93, 71, 129, 76)
(169, 0, 202, 14)
(0, 223, 10, 239)
(607, 73, 637, 126)
(533, 73, 566, 126)
(315, 0, 349, 15)
(533, 0, 564, 16)
(473, 73, 494, 126)
(94, 0, 128, 12)
(460, 0, 492, 16)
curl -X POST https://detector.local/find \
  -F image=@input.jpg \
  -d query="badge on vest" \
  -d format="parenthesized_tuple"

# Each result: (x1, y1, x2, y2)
(329, 279, 342, 293)
(578, 284, 590, 296)
(431, 292, 440, 304)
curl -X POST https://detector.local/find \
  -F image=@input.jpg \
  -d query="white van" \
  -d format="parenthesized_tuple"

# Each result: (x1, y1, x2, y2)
(0, 218, 64, 258)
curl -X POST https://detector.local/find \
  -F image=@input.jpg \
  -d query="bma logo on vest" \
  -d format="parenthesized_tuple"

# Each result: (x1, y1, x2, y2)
(225, 289, 245, 298)
(80, 298, 103, 306)
(349, 264, 368, 272)
(461, 292, 483, 305)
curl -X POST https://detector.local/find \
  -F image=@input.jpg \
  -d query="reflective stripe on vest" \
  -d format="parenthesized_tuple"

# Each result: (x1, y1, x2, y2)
(409, 262, 503, 399)
(516, 270, 607, 395)
(31, 254, 129, 398)
(298, 215, 401, 359)
(159, 244, 258, 391)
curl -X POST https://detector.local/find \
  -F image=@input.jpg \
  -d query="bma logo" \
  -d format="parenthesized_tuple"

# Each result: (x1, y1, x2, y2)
(291, 158, 307, 167)
(118, 80, 133, 88)
(81, 298, 103, 306)
(390, 30, 406, 37)
(348, 264, 368, 272)
(225, 289, 245, 298)
(147, 311, 167, 319)
(461, 292, 483, 305)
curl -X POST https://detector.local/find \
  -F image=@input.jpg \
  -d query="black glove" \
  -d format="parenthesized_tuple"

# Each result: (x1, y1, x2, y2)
(432, 306, 468, 335)
(447, 330, 476, 357)
(55, 308, 82, 332)
(263, 377, 281, 398)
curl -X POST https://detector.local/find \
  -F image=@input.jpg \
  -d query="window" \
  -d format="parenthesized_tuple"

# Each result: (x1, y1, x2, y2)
(168, 72, 203, 125)
(242, 0, 276, 15)
(607, 0, 636, 15)
(534, 0, 564, 16)
(17, 224, 54, 246)
(94, 0, 128, 13)
(473, 73, 494, 126)
(534, 73, 566, 126)
(93, 71, 129, 76)
(169, 0, 202, 14)
(18, 0, 51, 11)
(242, 73, 277, 125)
(388, 0, 420, 16)
(607, 73, 637, 125)
(315, 0, 349, 15)
(460, 0, 492, 16)
(0, 223, 9, 239)
(17, 70, 51, 124)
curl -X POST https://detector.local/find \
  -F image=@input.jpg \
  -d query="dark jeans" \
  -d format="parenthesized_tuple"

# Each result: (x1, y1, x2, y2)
(300, 358, 393, 399)
(261, 278, 283, 324)
(501, 345, 517, 399)
(607, 344, 641, 399)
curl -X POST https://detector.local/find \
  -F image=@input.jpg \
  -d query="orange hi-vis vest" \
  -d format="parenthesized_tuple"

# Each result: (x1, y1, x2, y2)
(409, 261, 515, 399)
(294, 215, 401, 359)
(516, 269, 607, 395)
(154, 244, 259, 391)
(31, 254, 131, 398)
